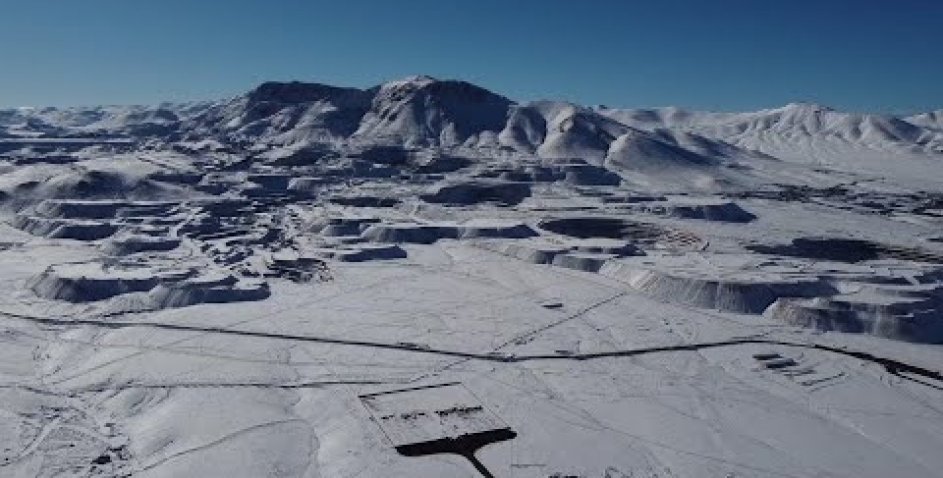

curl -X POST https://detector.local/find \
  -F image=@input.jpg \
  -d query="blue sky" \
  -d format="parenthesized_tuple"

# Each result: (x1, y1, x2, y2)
(1, 0, 940, 112)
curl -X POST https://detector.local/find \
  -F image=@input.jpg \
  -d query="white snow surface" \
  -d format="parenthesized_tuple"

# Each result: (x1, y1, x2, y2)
(1, 76, 943, 477)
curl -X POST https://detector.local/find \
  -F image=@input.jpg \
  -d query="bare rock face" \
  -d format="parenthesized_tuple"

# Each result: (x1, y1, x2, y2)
(29, 262, 269, 309)
(600, 260, 837, 314)
(310, 217, 381, 237)
(551, 253, 616, 273)
(766, 282, 943, 343)
(147, 273, 270, 309)
(34, 199, 176, 219)
(13, 215, 120, 240)
(29, 263, 166, 302)
(12, 199, 180, 241)
(480, 238, 643, 268)
(361, 221, 537, 244)
(102, 234, 181, 256)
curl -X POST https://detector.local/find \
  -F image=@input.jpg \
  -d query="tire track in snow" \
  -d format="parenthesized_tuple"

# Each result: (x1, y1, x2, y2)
(2, 309, 942, 389)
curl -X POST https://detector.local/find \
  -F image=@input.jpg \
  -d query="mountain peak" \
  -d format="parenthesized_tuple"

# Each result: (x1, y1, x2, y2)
(349, 76, 514, 146)
(780, 101, 835, 114)
(381, 75, 439, 88)
(370, 76, 512, 109)
(246, 81, 367, 105)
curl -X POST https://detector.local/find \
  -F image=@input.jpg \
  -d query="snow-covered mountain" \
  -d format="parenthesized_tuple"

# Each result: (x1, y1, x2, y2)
(177, 75, 514, 148)
(2, 76, 941, 188)
(353, 75, 512, 146)
(6, 76, 941, 156)
(4, 76, 943, 478)
(0, 104, 200, 138)
(600, 102, 942, 150)
(909, 109, 943, 132)
(182, 81, 374, 145)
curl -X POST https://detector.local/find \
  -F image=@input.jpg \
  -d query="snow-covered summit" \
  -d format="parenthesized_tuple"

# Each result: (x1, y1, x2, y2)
(2, 76, 941, 188)
(3, 76, 941, 153)
(353, 76, 513, 146)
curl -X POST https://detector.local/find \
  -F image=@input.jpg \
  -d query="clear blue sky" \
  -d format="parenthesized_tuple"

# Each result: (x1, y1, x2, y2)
(1, 0, 941, 113)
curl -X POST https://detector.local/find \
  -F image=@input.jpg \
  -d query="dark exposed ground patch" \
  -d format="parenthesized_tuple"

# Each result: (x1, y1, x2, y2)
(329, 196, 400, 207)
(537, 217, 667, 243)
(421, 181, 531, 207)
(747, 237, 943, 264)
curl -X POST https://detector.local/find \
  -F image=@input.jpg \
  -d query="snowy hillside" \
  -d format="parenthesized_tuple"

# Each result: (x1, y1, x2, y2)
(2, 77, 943, 478)
(4, 76, 941, 190)
(909, 109, 943, 131)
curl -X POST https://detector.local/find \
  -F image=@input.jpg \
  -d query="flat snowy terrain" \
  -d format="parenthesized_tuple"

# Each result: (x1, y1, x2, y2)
(1, 77, 943, 477)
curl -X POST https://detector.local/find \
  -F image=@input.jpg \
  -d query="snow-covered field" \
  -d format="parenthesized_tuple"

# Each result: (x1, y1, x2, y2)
(1, 76, 942, 477)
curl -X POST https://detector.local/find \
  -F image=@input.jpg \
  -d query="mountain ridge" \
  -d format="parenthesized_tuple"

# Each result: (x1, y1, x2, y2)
(2, 76, 940, 191)
(3, 76, 940, 153)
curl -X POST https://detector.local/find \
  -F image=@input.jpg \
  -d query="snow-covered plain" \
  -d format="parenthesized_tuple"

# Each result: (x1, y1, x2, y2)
(1, 76, 943, 477)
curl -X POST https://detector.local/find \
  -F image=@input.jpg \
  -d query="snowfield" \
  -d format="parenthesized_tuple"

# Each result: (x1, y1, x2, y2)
(1, 76, 943, 477)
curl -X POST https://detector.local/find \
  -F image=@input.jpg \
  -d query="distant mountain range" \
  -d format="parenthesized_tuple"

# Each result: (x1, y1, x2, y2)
(2, 76, 941, 190)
